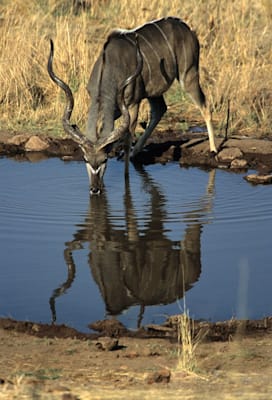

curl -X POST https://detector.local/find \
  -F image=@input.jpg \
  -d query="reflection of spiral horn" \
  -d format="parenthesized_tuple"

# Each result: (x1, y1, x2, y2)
(49, 246, 77, 324)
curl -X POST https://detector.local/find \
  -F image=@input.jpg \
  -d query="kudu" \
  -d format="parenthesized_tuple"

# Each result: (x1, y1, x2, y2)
(48, 17, 217, 195)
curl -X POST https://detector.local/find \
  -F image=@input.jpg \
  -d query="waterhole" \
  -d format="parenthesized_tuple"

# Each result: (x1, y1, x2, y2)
(0, 157, 271, 332)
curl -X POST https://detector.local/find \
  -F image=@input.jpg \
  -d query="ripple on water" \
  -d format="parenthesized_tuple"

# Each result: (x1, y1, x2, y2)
(0, 158, 88, 228)
(211, 170, 272, 225)
(1, 158, 271, 236)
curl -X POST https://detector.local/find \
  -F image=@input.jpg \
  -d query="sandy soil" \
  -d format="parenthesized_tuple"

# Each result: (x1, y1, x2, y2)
(0, 129, 272, 399)
(0, 317, 272, 399)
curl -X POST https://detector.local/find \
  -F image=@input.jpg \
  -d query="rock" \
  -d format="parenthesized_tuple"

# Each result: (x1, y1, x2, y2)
(89, 319, 127, 336)
(62, 155, 75, 161)
(31, 323, 40, 332)
(123, 351, 139, 358)
(95, 337, 119, 351)
(25, 135, 49, 152)
(141, 348, 160, 357)
(244, 174, 272, 185)
(146, 369, 171, 384)
(218, 147, 243, 163)
(146, 324, 175, 334)
(7, 134, 31, 145)
(61, 393, 80, 400)
(230, 158, 248, 169)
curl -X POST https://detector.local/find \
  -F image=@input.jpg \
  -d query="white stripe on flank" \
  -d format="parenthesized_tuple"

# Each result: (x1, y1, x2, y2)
(125, 35, 152, 82)
(152, 20, 176, 66)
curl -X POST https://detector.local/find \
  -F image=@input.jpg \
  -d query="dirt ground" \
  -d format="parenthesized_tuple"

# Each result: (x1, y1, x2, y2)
(0, 317, 272, 400)
(1, 129, 272, 399)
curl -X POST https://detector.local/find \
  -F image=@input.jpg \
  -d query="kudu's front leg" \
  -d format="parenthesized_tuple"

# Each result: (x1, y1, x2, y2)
(117, 104, 138, 171)
(131, 96, 167, 158)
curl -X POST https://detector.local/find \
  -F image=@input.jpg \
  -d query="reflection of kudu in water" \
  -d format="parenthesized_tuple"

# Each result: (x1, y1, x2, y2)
(50, 167, 215, 325)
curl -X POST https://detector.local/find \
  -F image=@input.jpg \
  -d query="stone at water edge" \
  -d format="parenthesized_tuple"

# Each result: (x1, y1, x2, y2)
(244, 174, 272, 184)
(25, 135, 49, 152)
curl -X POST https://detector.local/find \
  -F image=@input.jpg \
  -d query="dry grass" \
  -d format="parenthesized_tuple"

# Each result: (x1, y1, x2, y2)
(176, 309, 198, 372)
(0, 0, 272, 136)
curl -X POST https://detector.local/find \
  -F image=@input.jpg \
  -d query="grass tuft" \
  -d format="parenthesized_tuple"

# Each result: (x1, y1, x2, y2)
(176, 306, 198, 372)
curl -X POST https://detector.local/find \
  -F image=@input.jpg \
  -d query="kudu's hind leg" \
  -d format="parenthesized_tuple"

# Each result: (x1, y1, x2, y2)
(182, 69, 217, 153)
(131, 96, 167, 158)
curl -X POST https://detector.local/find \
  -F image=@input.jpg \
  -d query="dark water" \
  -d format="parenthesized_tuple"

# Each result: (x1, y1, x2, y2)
(0, 157, 271, 332)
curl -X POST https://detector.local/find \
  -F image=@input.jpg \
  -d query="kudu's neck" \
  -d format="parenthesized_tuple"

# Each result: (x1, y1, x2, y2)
(85, 64, 117, 143)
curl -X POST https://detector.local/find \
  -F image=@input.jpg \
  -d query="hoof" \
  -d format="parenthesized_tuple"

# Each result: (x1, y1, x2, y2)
(209, 150, 219, 163)
(210, 150, 218, 157)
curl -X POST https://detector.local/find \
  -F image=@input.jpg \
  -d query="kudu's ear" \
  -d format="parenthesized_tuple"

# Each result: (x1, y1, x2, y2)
(96, 40, 143, 153)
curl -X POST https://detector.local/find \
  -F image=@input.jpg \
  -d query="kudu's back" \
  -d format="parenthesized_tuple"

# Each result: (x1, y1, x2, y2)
(87, 17, 199, 105)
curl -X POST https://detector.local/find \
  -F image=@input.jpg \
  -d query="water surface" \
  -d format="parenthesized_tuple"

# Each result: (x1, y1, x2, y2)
(0, 157, 271, 332)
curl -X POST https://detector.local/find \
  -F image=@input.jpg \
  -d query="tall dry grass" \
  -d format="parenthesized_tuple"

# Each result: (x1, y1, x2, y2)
(0, 0, 271, 136)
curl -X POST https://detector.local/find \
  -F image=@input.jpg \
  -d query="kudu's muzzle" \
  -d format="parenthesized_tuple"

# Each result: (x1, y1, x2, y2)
(86, 162, 107, 196)
(90, 185, 102, 195)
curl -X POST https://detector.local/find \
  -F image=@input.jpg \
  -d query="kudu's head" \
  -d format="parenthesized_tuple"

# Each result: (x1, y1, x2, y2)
(47, 38, 142, 195)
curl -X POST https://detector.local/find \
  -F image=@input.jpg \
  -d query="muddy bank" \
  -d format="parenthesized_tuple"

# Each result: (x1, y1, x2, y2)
(1, 316, 271, 342)
(1, 130, 272, 183)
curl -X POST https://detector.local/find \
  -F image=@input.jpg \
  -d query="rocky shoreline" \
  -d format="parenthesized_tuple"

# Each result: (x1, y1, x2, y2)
(1, 130, 272, 184)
